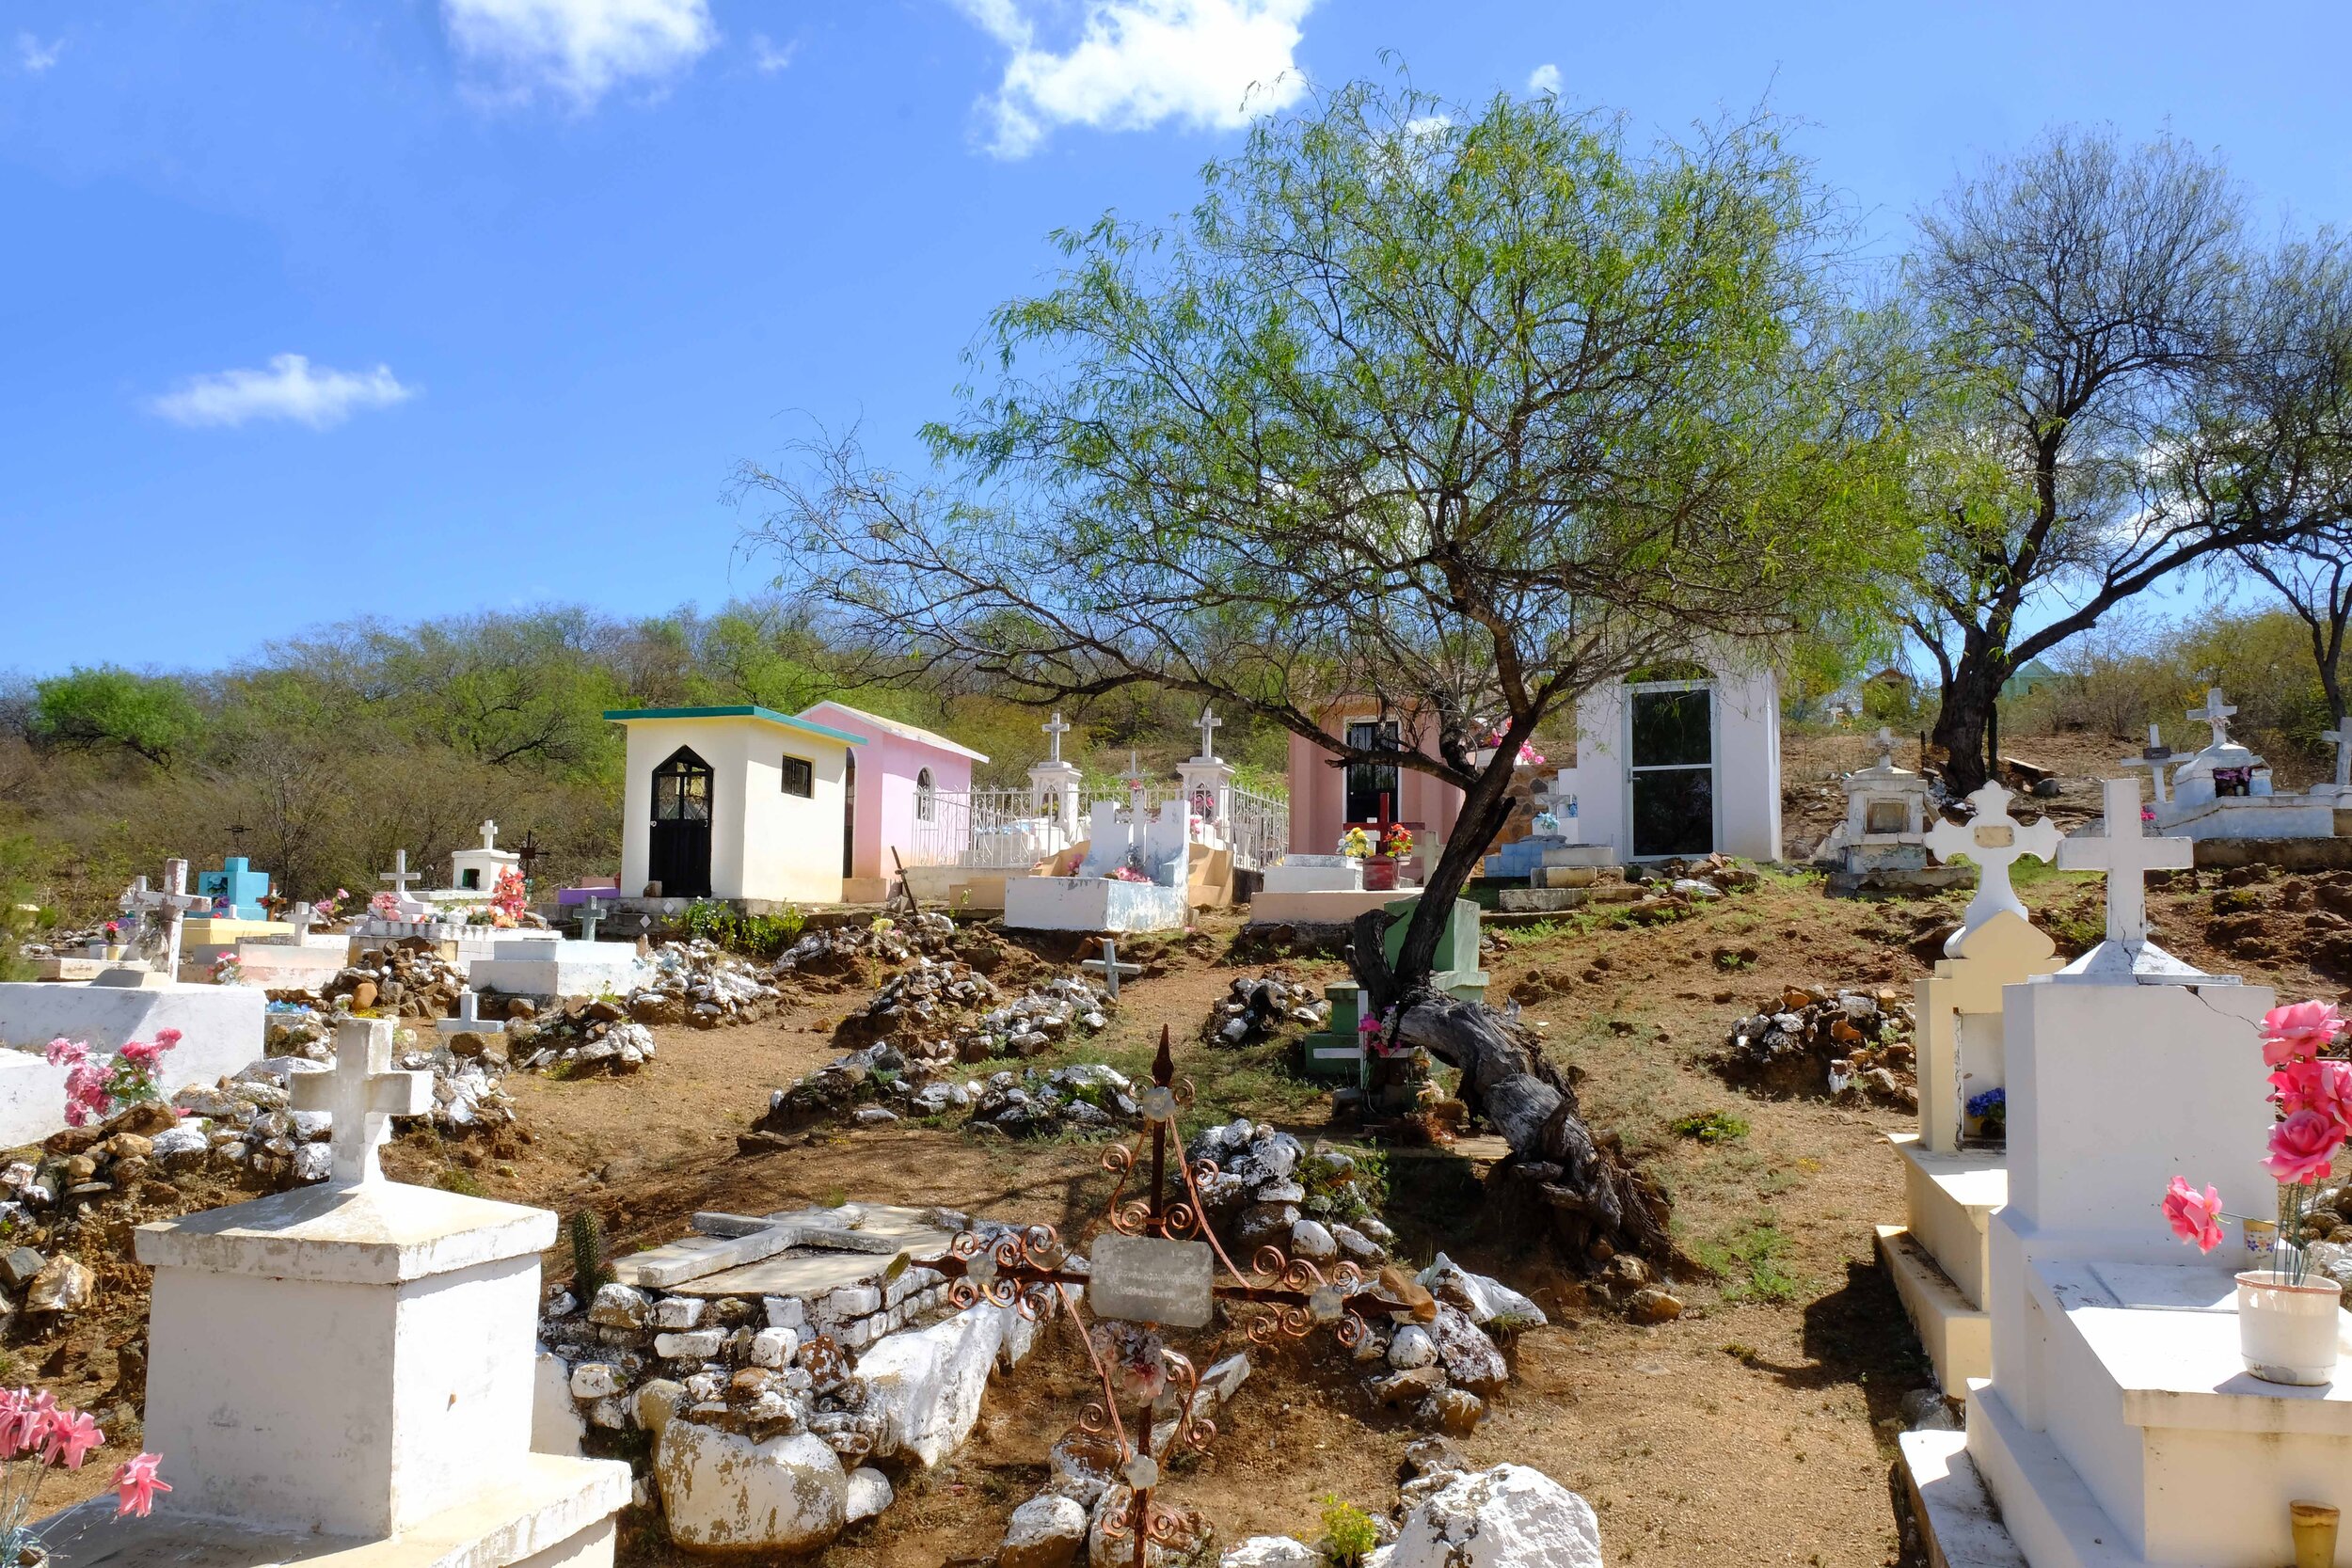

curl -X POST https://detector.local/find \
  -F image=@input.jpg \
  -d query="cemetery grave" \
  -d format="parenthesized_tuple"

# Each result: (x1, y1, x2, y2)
(7, 851, 2347, 1564)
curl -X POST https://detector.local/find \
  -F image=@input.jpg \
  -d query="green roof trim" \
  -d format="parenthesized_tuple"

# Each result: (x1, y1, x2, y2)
(602, 705, 868, 746)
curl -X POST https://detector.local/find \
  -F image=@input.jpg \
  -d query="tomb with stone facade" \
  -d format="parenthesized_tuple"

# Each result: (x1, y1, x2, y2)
(38, 1015, 631, 1568)
(1817, 729, 1966, 892)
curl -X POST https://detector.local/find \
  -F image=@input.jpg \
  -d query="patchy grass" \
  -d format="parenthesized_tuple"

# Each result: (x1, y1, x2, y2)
(1693, 1221, 1805, 1304)
(1670, 1110, 1752, 1144)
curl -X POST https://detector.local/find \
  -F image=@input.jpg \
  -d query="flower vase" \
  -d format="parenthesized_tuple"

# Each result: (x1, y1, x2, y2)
(2292, 1501, 2340, 1568)
(2234, 1269, 2344, 1386)
(103, 944, 124, 961)
(1363, 856, 1397, 892)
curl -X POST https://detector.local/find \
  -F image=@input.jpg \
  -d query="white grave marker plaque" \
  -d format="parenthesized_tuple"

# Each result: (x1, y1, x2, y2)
(1089, 1234, 1216, 1328)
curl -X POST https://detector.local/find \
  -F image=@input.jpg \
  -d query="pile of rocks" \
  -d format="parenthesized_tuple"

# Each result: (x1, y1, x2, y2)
(255, 1011, 522, 1132)
(321, 939, 468, 1018)
(994, 1335, 1253, 1568)
(1718, 984, 1916, 1106)
(843, 960, 1108, 1065)
(1183, 1120, 1395, 1267)
(1205, 973, 1327, 1047)
(772, 911, 963, 978)
(509, 1004, 662, 1076)
(538, 1205, 1048, 1556)
(626, 940, 786, 1028)
(1344, 1255, 1538, 1436)
(967, 1064, 1141, 1137)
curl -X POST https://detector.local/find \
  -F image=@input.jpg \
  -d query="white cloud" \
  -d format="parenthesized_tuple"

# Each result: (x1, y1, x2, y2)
(17, 33, 63, 73)
(1527, 62, 1560, 95)
(442, 0, 715, 106)
(150, 355, 417, 431)
(750, 33, 796, 73)
(953, 0, 1314, 159)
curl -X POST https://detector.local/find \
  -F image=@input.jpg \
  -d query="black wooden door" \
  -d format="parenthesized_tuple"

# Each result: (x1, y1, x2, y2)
(648, 747, 713, 897)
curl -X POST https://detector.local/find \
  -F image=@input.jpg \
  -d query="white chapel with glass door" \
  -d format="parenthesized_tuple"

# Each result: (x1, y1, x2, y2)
(1551, 657, 1783, 864)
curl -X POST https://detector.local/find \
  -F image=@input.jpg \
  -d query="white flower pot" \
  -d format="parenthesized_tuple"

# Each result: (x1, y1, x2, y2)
(2236, 1269, 2345, 1386)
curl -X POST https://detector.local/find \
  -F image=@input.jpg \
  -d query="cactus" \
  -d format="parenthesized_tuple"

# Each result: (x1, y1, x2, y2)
(568, 1210, 612, 1298)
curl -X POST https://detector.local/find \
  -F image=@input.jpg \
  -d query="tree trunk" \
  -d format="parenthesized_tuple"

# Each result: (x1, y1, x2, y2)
(1348, 744, 1523, 1009)
(1931, 637, 2010, 795)
(1392, 992, 1684, 1272)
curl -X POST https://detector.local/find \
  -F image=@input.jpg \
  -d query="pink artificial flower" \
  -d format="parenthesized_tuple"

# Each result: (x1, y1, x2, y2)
(2265, 1109, 2345, 1185)
(2261, 1001, 2345, 1068)
(2162, 1176, 2227, 1252)
(0, 1389, 30, 1457)
(42, 1037, 87, 1069)
(38, 1407, 103, 1469)
(111, 1452, 168, 1517)
(118, 1040, 160, 1067)
(152, 1027, 181, 1051)
(2270, 1059, 2352, 1132)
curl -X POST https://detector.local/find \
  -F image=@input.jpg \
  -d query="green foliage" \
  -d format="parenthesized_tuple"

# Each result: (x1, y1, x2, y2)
(436, 1167, 486, 1197)
(1319, 1497, 1379, 1568)
(30, 667, 202, 768)
(0, 836, 49, 984)
(569, 1210, 613, 1296)
(1671, 1110, 1752, 1144)
(683, 899, 808, 955)
(1695, 1223, 1803, 1304)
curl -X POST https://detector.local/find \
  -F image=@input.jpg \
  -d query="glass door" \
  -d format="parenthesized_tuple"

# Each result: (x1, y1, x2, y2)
(1343, 720, 1400, 822)
(1628, 684, 1714, 858)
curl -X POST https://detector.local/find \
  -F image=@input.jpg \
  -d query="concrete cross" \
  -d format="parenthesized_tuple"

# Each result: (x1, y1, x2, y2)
(2323, 718, 2352, 792)
(1925, 783, 2062, 952)
(478, 819, 499, 850)
(119, 859, 209, 977)
(2188, 687, 2237, 750)
(579, 897, 606, 942)
(2057, 776, 2195, 949)
(290, 902, 316, 942)
(437, 987, 503, 1036)
(379, 849, 421, 897)
(1194, 705, 1224, 764)
(2121, 721, 2177, 805)
(1079, 938, 1142, 1001)
(290, 1017, 433, 1187)
(1042, 711, 1071, 765)
(1873, 726, 1897, 768)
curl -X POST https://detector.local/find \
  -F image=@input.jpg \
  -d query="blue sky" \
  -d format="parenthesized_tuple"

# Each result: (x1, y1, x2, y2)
(5, 0, 2349, 677)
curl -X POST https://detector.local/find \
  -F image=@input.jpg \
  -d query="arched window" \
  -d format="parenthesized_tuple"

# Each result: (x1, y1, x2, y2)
(914, 767, 936, 822)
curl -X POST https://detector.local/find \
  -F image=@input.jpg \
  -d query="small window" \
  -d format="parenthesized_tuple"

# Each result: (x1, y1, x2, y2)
(915, 768, 936, 822)
(780, 755, 814, 798)
(460, 868, 482, 890)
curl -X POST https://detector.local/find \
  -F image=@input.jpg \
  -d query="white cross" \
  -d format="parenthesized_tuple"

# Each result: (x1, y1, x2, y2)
(478, 819, 500, 851)
(2120, 721, 2177, 805)
(119, 859, 209, 977)
(1874, 726, 1897, 768)
(291, 1018, 434, 1187)
(1042, 711, 1071, 765)
(2057, 776, 2194, 949)
(2188, 687, 2237, 750)
(2323, 719, 2352, 792)
(1123, 749, 1148, 807)
(1194, 705, 1224, 764)
(437, 986, 504, 1035)
(290, 902, 316, 942)
(379, 849, 421, 896)
(579, 898, 606, 942)
(1925, 783, 2062, 950)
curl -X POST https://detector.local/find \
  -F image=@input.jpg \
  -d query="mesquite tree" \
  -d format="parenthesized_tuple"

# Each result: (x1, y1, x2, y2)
(1894, 128, 2344, 790)
(742, 82, 1898, 1002)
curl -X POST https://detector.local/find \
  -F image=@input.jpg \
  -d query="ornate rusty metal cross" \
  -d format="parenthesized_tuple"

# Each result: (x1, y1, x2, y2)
(919, 1026, 1408, 1568)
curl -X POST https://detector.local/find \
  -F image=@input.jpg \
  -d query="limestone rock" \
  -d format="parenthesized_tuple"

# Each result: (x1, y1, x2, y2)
(857, 1306, 1004, 1465)
(656, 1420, 850, 1553)
(1384, 1464, 1602, 1568)
(1221, 1539, 1321, 1568)
(1421, 1387, 1485, 1435)
(998, 1493, 1090, 1568)
(1289, 1219, 1337, 1260)
(25, 1256, 91, 1315)
(1370, 1365, 1446, 1406)
(846, 1465, 894, 1523)
(1419, 1255, 1548, 1328)
(1388, 1324, 1437, 1370)
(590, 1282, 650, 1328)
(1427, 1306, 1507, 1395)
(1624, 1287, 1683, 1324)
(532, 1352, 586, 1457)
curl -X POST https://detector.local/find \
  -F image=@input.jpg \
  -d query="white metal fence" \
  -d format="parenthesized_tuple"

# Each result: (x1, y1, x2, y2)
(904, 782, 1291, 874)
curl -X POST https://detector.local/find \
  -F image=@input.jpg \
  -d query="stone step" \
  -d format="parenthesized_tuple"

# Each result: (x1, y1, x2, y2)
(1495, 888, 1587, 913)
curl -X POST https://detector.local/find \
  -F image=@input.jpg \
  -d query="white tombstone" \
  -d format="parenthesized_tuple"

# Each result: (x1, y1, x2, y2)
(2323, 717, 2352, 802)
(1028, 712, 1084, 843)
(44, 1014, 628, 1566)
(1923, 783, 2062, 957)
(2052, 777, 2198, 981)
(377, 849, 435, 920)
(1176, 705, 1236, 845)
(2119, 721, 2177, 806)
(115, 859, 211, 983)
(1928, 780, 2332, 1568)
(447, 819, 521, 897)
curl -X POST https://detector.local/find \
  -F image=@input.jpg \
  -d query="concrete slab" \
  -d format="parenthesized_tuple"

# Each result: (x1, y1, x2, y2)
(1877, 1224, 1991, 1393)
(1897, 1427, 2027, 1568)
(0, 981, 266, 1148)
